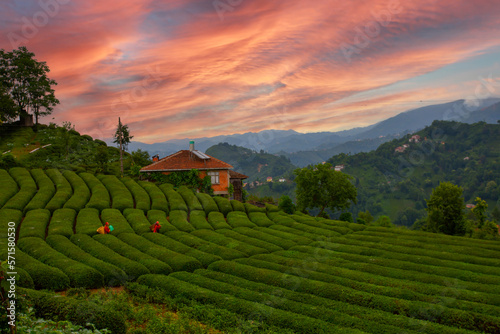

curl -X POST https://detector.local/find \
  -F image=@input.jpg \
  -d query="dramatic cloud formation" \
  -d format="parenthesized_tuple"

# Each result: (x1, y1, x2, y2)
(1, 0, 500, 142)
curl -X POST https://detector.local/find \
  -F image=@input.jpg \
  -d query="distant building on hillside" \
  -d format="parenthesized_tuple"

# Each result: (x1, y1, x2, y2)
(335, 165, 345, 171)
(395, 146, 406, 153)
(266, 176, 273, 182)
(466, 204, 476, 209)
(409, 135, 421, 143)
(279, 178, 286, 182)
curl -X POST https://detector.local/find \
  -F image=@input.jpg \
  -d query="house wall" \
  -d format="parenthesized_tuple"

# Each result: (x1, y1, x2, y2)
(161, 169, 229, 194)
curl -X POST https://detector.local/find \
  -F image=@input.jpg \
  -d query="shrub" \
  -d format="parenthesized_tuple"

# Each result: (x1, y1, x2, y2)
(230, 200, 245, 212)
(3, 167, 37, 211)
(339, 212, 354, 223)
(191, 229, 267, 256)
(248, 212, 274, 227)
(122, 177, 151, 212)
(142, 233, 222, 267)
(100, 208, 135, 235)
(17, 237, 104, 289)
(123, 208, 152, 234)
(213, 196, 233, 216)
(0, 169, 18, 207)
(189, 210, 213, 230)
(47, 208, 77, 238)
(278, 195, 295, 214)
(0, 209, 23, 237)
(98, 175, 134, 212)
(226, 211, 257, 228)
(62, 170, 91, 211)
(70, 234, 150, 281)
(117, 233, 202, 272)
(207, 211, 231, 230)
(45, 169, 73, 212)
(146, 209, 178, 232)
(75, 208, 102, 236)
(23, 169, 55, 212)
(80, 172, 110, 212)
(244, 202, 266, 214)
(93, 234, 172, 275)
(159, 183, 187, 211)
(168, 231, 246, 260)
(216, 229, 283, 252)
(46, 234, 127, 287)
(139, 181, 169, 213)
(177, 186, 203, 211)
(196, 193, 219, 215)
(23, 288, 127, 333)
(169, 210, 196, 232)
(18, 208, 51, 239)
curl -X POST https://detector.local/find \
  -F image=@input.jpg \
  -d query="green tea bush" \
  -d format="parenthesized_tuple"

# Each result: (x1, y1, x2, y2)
(142, 233, 222, 267)
(18, 208, 51, 239)
(207, 211, 231, 230)
(23, 288, 127, 333)
(215, 229, 283, 252)
(62, 170, 91, 211)
(248, 212, 274, 227)
(269, 214, 340, 240)
(255, 226, 313, 245)
(230, 200, 245, 212)
(0, 169, 18, 207)
(100, 208, 135, 235)
(93, 234, 172, 275)
(3, 167, 37, 211)
(70, 234, 150, 281)
(177, 186, 203, 211)
(169, 210, 196, 232)
(159, 183, 187, 212)
(23, 169, 55, 212)
(226, 211, 257, 228)
(46, 234, 127, 287)
(45, 168, 73, 212)
(80, 172, 110, 212)
(213, 196, 233, 216)
(233, 227, 297, 250)
(189, 210, 213, 230)
(265, 203, 280, 212)
(291, 214, 353, 235)
(75, 208, 102, 236)
(196, 193, 218, 215)
(191, 229, 267, 256)
(17, 237, 104, 288)
(122, 177, 151, 212)
(98, 175, 134, 212)
(168, 231, 246, 260)
(0, 209, 23, 237)
(117, 232, 202, 272)
(139, 181, 169, 213)
(244, 202, 266, 214)
(47, 208, 77, 237)
(123, 208, 152, 234)
(146, 209, 177, 232)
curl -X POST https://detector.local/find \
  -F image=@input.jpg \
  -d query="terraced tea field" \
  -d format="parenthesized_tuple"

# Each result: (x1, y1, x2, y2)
(1, 167, 500, 333)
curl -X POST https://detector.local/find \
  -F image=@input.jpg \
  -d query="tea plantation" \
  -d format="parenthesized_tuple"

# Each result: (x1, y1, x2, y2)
(1, 167, 500, 333)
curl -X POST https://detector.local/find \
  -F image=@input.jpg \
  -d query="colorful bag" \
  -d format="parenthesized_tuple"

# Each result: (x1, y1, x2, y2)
(97, 226, 105, 234)
(109, 225, 114, 232)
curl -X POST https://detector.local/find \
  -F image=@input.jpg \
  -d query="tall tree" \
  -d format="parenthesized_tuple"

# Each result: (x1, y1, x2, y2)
(424, 181, 466, 235)
(294, 163, 357, 217)
(114, 117, 133, 177)
(0, 46, 59, 124)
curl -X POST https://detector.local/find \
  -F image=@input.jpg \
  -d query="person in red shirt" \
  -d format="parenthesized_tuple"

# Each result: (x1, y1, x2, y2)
(104, 222, 111, 234)
(153, 221, 161, 233)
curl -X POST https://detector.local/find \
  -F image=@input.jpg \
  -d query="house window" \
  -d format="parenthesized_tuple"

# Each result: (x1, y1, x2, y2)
(208, 171, 219, 184)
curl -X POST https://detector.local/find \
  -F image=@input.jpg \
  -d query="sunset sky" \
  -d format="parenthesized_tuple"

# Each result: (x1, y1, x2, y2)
(1, 0, 500, 143)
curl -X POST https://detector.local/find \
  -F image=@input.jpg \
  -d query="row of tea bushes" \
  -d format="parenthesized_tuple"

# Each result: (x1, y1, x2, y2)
(230, 199, 245, 212)
(291, 214, 353, 235)
(244, 202, 266, 214)
(255, 226, 313, 245)
(168, 231, 246, 260)
(233, 227, 297, 250)
(70, 234, 149, 281)
(177, 186, 203, 211)
(191, 229, 267, 257)
(46, 234, 127, 287)
(80, 172, 110, 211)
(207, 211, 231, 230)
(0, 169, 18, 207)
(213, 196, 233, 216)
(45, 169, 73, 212)
(93, 234, 172, 275)
(216, 229, 283, 253)
(196, 193, 218, 215)
(159, 183, 187, 212)
(24, 169, 55, 212)
(0, 208, 23, 236)
(123, 208, 152, 234)
(75, 208, 101, 236)
(18, 208, 51, 239)
(62, 170, 90, 211)
(122, 177, 150, 212)
(3, 167, 37, 211)
(269, 212, 342, 239)
(189, 210, 213, 230)
(146, 209, 177, 232)
(18, 237, 104, 289)
(139, 181, 169, 213)
(226, 211, 257, 228)
(100, 208, 135, 235)
(248, 212, 273, 227)
(47, 208, 76, 238)
(98, 175, 134, 212)
(169, 210, 196, 232)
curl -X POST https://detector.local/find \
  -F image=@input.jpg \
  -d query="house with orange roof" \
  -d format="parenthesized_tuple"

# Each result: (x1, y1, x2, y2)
(140, 141, 247, 199)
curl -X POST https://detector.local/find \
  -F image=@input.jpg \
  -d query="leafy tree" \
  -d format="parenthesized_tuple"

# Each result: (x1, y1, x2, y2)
(373, 215, 392, 227)
(357, 210, 374, 225)
(113, 117, 133, 177)
(492, 205, 500, 223)
(131, 149, 151, 167)
(94, 145, 109, 173)
(0, 46, 59, 124)
(0, 86, 17, 124)
(424, 182, 466, 235)
(339, 212, 353, 223)
(471, 197, 488, 228)
(278, 195, 296, 214)
(294, 163, 357, 217)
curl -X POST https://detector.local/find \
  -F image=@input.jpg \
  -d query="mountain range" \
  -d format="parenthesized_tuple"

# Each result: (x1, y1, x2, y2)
(127, 98, 500, 166)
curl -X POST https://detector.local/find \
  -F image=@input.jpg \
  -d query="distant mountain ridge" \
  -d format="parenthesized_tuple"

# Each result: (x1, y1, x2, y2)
(128, 98, 500, 164)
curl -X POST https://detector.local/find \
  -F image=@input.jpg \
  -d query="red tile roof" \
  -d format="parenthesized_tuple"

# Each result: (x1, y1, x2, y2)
(229, 170, 248, 179)
(140, 150, 233, 172)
